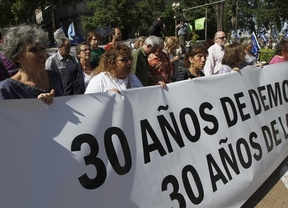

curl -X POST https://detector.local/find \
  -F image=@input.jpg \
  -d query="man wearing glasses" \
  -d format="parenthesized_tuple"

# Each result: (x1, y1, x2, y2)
(203, 31, 227, 76)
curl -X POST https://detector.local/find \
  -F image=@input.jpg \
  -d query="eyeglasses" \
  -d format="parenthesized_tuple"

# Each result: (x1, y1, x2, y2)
(117, 56, 133, 62)
(80, 48, 91, 52)
(217, 36, 227, 40)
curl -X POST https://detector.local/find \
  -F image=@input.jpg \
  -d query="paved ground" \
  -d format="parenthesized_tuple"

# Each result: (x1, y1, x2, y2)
(242, 157, 288, 208)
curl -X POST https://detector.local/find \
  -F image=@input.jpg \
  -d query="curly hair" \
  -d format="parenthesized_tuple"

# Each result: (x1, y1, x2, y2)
(0, 24, 50, 67)
(222, 43, 245, 68)
(164, 36, 179, 53)
(94, 42, 132, 78)
(183, 46, 208, 68)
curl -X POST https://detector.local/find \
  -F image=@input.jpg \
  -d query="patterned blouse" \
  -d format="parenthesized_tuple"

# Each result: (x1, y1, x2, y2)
(147, 50, 173, 85)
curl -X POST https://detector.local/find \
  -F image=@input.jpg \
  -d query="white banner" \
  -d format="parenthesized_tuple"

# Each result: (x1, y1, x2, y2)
(1, 63, 288, 207)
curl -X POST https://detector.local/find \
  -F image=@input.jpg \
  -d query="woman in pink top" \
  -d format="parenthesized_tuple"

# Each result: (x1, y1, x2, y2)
(269, 40, 288, 64)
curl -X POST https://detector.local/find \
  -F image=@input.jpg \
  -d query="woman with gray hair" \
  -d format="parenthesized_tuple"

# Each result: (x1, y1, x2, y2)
(0, 24, 63, 104)
(241, 37, 263, 68)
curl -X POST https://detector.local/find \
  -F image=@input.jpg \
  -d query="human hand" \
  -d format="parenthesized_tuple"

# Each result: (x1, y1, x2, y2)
(109, 88, 121, 94)
(255, 63, 263, 68)
(158, 81, 166, 89)
(38, 89, 55, 105)
(231, 67, 240, 72)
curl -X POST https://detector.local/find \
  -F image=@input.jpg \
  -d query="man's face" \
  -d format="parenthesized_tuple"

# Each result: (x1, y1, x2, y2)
(146, 44, 160, 55)
(113, 29, 122, 41)
(59, 40, 71, 56)
(90, 36, 100, 49)
(214, 32, 227, 47)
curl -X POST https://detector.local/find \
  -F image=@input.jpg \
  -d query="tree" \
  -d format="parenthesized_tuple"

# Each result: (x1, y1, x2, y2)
(225, 0, 288, 35)
(82, 0, 135, 39)
(0, 0, 83, 29)
(82, 0, 168, 39)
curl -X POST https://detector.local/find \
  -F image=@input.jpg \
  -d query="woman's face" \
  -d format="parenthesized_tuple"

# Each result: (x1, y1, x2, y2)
(114, 53, 133, 79)
(78, 44, 91, 60)
(189, 53, 207, 70)
(16, 44, 47, 71)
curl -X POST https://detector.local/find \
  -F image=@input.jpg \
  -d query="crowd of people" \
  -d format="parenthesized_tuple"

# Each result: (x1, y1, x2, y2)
(0, 23, 288, 105)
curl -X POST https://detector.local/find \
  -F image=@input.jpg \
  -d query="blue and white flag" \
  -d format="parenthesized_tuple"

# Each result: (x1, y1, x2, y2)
(283, 31, 288, 41)
(251, 32, 260, 56)
(259, 32, 267, 43)
(68, 22, 76, 41)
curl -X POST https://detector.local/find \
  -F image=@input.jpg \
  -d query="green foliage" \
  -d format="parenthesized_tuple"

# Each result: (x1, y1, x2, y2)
(259, 49, 275, 63)
(224, 0, 288, 35)
(82, 0, 169, 38)
(1, 0, 288, 42)
(0, 0, 83, 28)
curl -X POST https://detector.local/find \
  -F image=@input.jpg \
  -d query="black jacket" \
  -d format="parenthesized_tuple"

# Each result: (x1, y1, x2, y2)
(65, 62, 86, 95)
(173, 67, 205, 82)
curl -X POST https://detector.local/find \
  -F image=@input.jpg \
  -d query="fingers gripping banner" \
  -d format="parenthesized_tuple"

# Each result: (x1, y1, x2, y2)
(0, 63, 288, 207)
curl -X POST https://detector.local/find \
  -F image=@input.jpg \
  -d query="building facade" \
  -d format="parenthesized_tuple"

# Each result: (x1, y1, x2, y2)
(35, 1, 93, 46)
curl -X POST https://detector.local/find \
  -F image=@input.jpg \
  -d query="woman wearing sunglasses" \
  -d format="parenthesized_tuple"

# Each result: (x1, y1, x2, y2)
(85, 42, 143, 94)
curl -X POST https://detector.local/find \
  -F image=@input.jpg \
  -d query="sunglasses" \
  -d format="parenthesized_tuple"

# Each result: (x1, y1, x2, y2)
(217, 36, 227, 40)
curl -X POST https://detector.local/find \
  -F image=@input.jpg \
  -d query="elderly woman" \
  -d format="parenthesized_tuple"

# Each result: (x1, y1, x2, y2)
(173, 45, 208, 81)
(85, 42, 143, 94)
(65, 42, 94, 95)
(241, 37, 263, 68)
(0, 24, 63, 104)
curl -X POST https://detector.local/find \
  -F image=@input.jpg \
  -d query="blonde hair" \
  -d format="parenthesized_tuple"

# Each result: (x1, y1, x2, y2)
(134, 36, 146, 49)
(164, 36, 179, 53)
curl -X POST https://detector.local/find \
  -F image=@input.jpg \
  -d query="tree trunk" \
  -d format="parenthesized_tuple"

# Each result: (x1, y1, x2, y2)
(214, 2, 224, 31)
